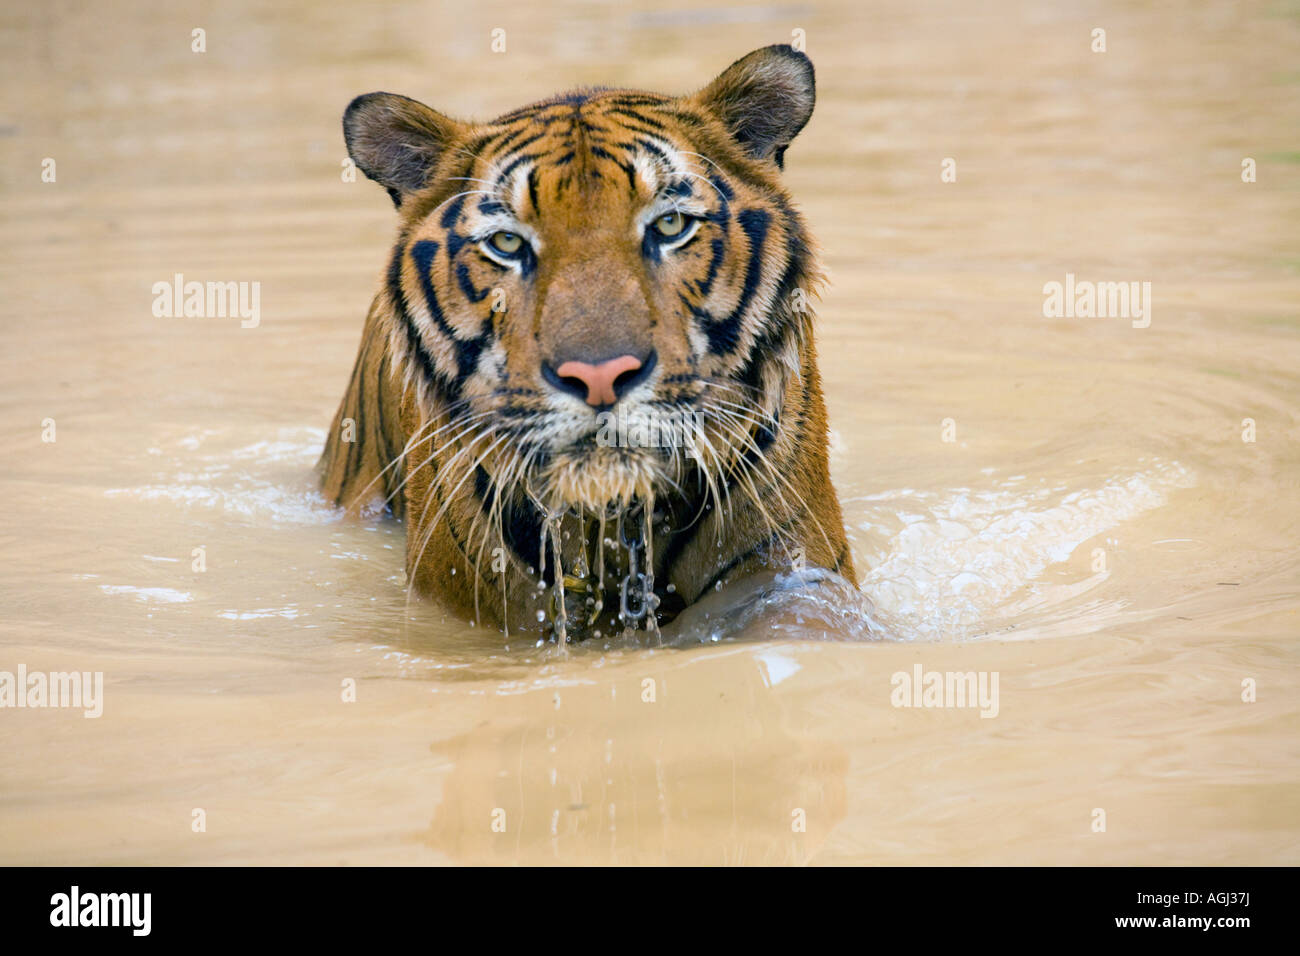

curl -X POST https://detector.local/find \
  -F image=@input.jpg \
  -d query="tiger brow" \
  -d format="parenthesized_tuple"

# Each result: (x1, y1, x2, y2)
(662, 179, 693, 199)
(623, 140, 689, 204)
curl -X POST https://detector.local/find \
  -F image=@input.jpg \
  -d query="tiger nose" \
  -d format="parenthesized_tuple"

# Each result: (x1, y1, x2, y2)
(543, 351, 657, 408)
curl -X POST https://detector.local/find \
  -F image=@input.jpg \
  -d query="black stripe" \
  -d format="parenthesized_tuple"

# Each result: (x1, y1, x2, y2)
(696, 237, 725, 296)
(663, 178, 692, 199)
(466, 127, 517, 156)
(708, 173, 735, 202)
(387, 241, 449, 393)
(455, 262, 490, 303)
(589, 145, 637, 192)
(496, 151, 538, 183)
(604, 95, 671, 108)
(492, 127, 546, 156)
(409, 239, 486, 382)
(501, 486, 549, 582)
(701, 208, 769, 354)
(439, 193, 467, 229)
(474, 250, 509, 273)
(474, 464, 552, 580)
(527, 167, 540, 214)
(609, 107, 666, 130)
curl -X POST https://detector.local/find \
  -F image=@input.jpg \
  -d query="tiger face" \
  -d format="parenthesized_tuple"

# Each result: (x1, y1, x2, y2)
(327, 45, 853, 635)
(346, 45, 818, 516)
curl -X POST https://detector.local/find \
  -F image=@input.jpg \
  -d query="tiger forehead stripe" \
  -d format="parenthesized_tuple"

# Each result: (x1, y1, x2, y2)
(470, 98, 696, 191)
(469, 130, 700, 219)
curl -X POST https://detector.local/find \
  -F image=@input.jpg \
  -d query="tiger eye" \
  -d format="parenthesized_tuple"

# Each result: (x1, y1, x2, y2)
(489, 231, 524, 255)
(653, 211, 686, 238)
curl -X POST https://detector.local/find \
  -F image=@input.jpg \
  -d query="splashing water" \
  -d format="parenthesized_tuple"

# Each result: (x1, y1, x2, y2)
(104, 428, 1194, 649)
(852, 459, 1196, 641)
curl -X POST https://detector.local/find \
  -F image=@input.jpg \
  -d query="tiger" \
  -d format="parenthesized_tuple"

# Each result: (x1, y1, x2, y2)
(318, 44, 856, 641)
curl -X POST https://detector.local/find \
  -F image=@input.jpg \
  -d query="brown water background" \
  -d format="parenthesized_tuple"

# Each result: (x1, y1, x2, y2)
(1, 0, 1297, 863)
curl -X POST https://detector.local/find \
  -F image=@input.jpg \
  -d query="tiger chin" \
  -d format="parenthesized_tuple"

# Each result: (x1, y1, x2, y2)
(318, 45, 855, 642)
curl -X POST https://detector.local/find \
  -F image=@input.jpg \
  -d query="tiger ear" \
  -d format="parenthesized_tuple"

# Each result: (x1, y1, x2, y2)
(692, 45, 815, 169)
(343, 92, 466, 207)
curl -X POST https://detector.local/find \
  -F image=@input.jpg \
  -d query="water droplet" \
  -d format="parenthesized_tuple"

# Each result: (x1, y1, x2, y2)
(536, 610, 546, 623)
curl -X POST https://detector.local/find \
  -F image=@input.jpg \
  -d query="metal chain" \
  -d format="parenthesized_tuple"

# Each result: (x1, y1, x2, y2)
(546, 504, 655, 634)
(618, 505, 649, 624)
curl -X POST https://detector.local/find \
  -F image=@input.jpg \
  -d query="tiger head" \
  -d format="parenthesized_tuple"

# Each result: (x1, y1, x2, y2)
(342, 45, 822, 521)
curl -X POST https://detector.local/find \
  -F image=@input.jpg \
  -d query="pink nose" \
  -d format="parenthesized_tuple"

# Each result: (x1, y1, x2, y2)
(552, 354, 646, 407)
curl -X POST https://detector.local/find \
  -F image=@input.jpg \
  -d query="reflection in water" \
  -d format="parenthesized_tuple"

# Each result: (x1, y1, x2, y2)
(426, 647, 848, 865)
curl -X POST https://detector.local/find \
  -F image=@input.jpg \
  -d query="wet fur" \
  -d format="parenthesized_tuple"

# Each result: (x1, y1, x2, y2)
(319, 46, 854, 636)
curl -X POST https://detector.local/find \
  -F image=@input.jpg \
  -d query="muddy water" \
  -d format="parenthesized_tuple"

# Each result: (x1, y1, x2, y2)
(1, 0, 1297, 864)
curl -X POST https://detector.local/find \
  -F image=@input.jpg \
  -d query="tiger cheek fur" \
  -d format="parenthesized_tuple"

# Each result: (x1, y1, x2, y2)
(318, 45, 855, 638)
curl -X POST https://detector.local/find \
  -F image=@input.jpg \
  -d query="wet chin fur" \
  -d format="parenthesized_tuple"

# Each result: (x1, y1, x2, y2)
(541, 445, 669, 512)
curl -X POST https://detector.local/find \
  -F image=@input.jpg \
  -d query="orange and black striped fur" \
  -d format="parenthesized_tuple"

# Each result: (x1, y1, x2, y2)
(319, 45, 854, 638)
